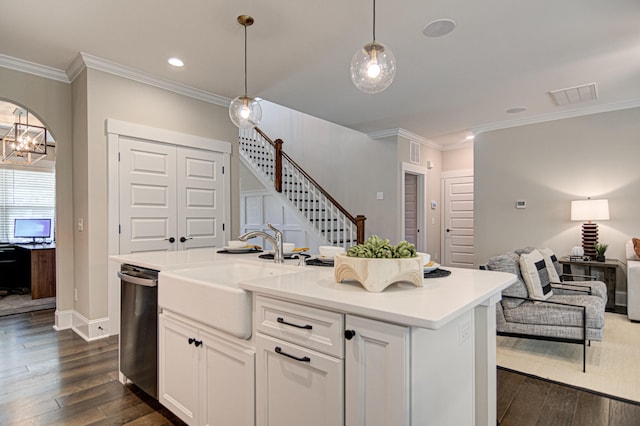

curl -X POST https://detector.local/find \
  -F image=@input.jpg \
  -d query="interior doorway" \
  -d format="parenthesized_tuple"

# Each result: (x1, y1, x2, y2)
(401, 162, 428, 252)
(441, 173, 474, 268)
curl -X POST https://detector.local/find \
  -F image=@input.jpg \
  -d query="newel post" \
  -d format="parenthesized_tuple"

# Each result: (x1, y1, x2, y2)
(355, 215, 366, 244)
(274, 138, 283, 193)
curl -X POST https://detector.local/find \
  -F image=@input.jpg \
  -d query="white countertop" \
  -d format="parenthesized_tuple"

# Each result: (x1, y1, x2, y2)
(109, 249, 516, 329)
(239, 266, 515, 329)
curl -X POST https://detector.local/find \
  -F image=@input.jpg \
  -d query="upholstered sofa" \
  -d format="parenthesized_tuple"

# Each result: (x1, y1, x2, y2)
(626, 239, 640, 321)
(484, 247, 607, 371)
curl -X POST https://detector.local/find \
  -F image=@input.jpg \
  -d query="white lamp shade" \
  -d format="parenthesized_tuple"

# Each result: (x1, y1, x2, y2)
(350, 41, 396, 94)
(570, 199, 610, 221)
(229, 96, 262, 129)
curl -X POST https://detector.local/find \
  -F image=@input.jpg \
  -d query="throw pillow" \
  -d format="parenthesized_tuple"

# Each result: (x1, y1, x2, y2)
(634, 238, 640, 259)
(519, 249, 553, 301)
(539, 248, 562, 283)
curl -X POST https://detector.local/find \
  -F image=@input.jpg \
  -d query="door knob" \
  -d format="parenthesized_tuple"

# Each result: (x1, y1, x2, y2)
(164, 237, 175, 243)
(180, 236, 193, 243)
(446, 229, 451, 233)
(344, 330, 356, 340)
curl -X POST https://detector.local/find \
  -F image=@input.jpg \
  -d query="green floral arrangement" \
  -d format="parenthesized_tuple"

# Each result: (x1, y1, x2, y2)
(347, 235, 417, 259)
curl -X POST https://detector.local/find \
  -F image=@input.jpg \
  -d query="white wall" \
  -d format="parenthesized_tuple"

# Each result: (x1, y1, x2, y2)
(257, 101, 400, 242)
(475, 107, 640, 295)
(0, 67, 75, 314)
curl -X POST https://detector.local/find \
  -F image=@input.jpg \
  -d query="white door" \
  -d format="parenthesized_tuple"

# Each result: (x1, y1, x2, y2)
(345, 315, 410, 426)
(177, 147, 225, 249)
(255, 333, 344, 426)
(159, 314, 199, 425)
(442, 175, 474, 268)
(119, 137, 177, 253)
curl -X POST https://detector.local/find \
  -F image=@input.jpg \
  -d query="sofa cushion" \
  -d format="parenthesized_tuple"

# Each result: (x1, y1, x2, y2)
(540, 248, 562, 283)
(487, 253, 527, 308)
(502, 294, 605, 330)
(519, 249, 553, 300)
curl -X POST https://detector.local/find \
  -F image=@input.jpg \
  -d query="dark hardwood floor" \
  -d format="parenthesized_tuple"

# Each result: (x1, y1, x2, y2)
(2, 308, 640, 425)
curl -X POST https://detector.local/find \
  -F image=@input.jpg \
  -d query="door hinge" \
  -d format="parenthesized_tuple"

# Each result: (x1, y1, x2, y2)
(118, 224, 121, 234)
(118, 152, 120, 162)
(222, 223, 225, 231)
(222, 166, 225, 174)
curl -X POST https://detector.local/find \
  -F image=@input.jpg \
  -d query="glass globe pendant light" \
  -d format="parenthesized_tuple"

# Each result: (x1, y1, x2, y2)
(350, 0, 396, 94)
(229, 15, 262, 128)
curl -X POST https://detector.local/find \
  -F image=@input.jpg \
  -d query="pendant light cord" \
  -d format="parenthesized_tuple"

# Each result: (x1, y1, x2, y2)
(372, 0, 376, 42)
(244, 23, 248, 96)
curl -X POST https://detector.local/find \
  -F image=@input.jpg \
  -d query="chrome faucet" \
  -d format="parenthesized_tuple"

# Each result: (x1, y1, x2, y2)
(238, 223, 284, 263)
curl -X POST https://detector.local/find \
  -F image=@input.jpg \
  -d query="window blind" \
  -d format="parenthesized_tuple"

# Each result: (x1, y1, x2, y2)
(0, 167, 56, 243)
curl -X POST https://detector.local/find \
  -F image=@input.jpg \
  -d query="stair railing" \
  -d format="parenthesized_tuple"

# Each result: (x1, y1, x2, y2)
(239, 127, 365, 246)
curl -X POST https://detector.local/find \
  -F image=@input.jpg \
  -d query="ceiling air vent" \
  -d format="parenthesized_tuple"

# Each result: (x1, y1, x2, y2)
(548, 83, 598, 106)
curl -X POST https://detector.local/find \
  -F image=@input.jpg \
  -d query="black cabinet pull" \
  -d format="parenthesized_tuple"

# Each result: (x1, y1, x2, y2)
(277, 317, 312, 330)
(180, 236, 193, 243)
(195, 340, 203, 347)
(275, 346, 310, 362)
(165, 237, 175, 243)
(188, 337, 195, 345)
(344, 329, 356, 340)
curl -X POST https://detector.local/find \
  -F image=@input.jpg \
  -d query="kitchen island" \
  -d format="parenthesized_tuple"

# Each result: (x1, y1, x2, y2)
(110, 249, 515, 426)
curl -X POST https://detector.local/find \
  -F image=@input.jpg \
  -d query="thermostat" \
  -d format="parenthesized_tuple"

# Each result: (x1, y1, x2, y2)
(515, 200, 526, 209)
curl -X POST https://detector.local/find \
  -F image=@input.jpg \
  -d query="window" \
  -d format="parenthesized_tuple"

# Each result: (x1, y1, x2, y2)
(0, 167, 56, 243)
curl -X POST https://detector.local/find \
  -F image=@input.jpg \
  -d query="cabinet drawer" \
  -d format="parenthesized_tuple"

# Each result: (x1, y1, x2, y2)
(255, 296, 344, 358)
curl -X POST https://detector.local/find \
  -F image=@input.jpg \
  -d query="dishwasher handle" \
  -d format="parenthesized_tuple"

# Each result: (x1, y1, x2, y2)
(118, 271, 158, 287)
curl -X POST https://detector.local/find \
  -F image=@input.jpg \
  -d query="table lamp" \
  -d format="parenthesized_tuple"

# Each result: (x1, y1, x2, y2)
(570, 198, 609, 260)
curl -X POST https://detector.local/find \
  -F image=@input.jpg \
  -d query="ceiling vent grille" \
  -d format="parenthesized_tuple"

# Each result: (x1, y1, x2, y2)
(548, 83, 598, 106)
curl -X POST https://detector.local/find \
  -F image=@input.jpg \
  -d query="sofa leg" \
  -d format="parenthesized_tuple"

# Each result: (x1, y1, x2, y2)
(583, 342, 586, 373)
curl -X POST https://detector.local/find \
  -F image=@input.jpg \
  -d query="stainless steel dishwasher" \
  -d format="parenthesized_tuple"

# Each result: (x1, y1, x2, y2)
(118, 263, 159, 399)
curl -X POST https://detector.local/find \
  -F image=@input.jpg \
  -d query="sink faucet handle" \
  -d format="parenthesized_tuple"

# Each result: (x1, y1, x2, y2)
(267, 222, 282, 237)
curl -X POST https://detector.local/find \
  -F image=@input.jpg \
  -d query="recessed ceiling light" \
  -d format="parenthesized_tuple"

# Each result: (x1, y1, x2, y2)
(506, 107, 527, 114)
(168, 57, 184, 67)
(422, 19, 456, 37)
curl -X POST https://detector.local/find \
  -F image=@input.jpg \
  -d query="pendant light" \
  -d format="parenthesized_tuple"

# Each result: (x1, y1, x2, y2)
(350, 0, 396, 94)
(229, 15, 262, 129)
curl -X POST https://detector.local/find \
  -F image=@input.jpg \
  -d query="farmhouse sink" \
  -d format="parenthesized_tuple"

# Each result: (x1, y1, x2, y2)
(158, 261, 300, 339)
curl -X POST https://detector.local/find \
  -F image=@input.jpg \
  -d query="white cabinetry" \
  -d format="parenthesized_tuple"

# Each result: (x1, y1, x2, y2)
(119, 137, 228, 253)
(159, 312, 255, 426)
(344, 315, 410, 426)
(254, 296, 344, 426)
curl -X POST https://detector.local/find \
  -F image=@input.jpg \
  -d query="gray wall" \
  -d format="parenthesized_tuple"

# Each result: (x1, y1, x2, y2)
(475, 107, 640, 295)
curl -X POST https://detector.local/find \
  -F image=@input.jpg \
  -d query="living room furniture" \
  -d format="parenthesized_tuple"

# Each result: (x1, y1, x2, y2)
(626, 240, 640, 322)
(484, 248, 607, 372)
(0, 244, 56, 299)
(559, 257, 620, 312)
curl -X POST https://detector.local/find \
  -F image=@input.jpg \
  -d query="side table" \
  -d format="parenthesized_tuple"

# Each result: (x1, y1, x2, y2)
(558, 257, 620, 312)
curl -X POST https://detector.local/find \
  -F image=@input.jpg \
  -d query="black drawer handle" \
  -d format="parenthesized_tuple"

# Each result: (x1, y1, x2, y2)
(188, 337, 195, 345)
(194, 340, 203, 347)
(275, 346, 311, 362)
(344, 329, 356, 340)
(277, 317, 313, 330)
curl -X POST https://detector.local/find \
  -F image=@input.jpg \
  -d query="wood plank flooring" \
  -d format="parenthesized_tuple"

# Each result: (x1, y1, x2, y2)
(2, 308, 640, 425)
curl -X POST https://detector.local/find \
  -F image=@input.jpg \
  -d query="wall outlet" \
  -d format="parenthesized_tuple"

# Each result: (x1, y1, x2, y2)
(77, 218, 84, 232)
(376, 192, 384, 200)
(74, 288, 78, 302)
(458, 320, 471, 344)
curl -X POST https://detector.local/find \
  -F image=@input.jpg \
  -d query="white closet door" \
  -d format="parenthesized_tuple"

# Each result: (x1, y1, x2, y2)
(119, 137, 177, 253)
(176, 147, 225, 249)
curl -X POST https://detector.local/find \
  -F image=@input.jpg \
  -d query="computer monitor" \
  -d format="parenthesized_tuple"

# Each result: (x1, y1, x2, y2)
(14, 218, 52, 243)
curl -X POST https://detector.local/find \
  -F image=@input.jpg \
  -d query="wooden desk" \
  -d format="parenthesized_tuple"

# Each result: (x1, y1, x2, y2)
(14, 244, 56, 299)
(559, 256, 619, 312)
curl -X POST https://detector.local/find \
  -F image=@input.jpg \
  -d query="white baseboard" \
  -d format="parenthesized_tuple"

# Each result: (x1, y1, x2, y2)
(70, 310, 111, 341)
(53, 309, 73, 330)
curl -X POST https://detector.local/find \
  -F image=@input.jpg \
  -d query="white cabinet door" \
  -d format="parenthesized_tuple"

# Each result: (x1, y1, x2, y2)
(200, 329, 255, 426)
(159, 314, 199, 425)
(345, 315, 410, 426)
(119, 137, 177, 254)
(256, 333, 343, 426)
(177, 147, 225, 250)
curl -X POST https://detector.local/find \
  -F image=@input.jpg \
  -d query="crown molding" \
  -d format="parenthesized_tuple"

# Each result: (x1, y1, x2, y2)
(77, 53, 231, 107)
(440, 139, 474, 151)
(368, 128, 442, 150)
(470, 97, 640, 135)
(0, 54, 69, 83)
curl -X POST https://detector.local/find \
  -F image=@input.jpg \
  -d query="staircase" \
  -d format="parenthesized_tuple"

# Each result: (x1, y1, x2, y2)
(239, 127, 365, 248)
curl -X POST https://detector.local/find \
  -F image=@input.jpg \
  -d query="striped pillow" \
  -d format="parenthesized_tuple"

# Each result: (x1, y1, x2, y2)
(519, 249, 553, 301)
(540, 248, 562, 283)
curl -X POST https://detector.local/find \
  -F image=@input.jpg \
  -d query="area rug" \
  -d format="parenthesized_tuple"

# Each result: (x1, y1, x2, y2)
(0, 294, 56, 316)
(496, 312, 640, 403)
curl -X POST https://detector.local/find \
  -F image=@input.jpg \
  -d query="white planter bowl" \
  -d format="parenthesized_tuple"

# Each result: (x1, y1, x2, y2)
(334, 254, 423, 292)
